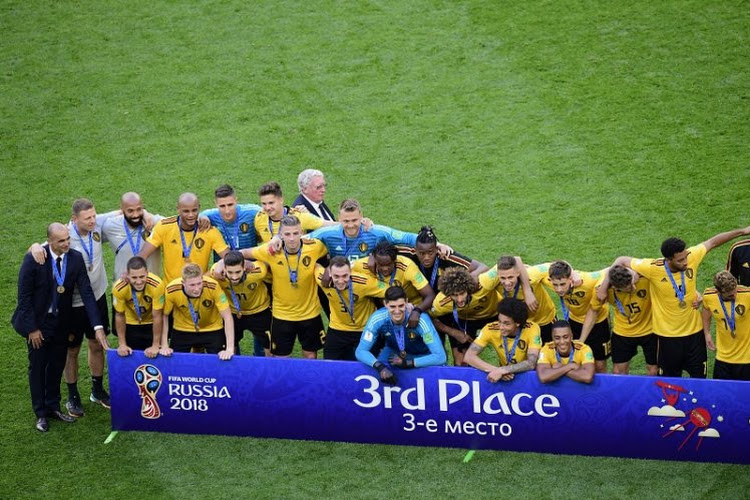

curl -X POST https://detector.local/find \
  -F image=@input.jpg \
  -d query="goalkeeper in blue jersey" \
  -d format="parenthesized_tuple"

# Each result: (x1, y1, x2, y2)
(356, 286, 446, 385)
(305, 198, 452, 262)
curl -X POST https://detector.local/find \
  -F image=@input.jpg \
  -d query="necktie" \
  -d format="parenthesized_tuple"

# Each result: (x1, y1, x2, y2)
(56, 256, 62, 276)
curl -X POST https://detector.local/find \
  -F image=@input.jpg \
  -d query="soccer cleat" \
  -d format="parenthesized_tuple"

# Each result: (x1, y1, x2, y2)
(66, 397, 85, 418)
(36, 417, 49, 432)
(90, 390, 111, 409)
(50, 410, 76, 423)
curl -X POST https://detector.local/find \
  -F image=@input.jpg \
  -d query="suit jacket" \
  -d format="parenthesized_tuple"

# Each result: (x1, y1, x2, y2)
(11, 247, 101, 337)
(292, 194, 335, 221)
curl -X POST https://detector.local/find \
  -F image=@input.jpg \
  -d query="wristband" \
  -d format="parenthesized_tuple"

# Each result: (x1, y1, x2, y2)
(403, 358, 415, 369)
(374, 361, 387, 373)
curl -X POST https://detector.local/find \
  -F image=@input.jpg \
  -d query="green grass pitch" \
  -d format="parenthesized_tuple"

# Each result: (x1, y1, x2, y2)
(1, 0, 749, 498)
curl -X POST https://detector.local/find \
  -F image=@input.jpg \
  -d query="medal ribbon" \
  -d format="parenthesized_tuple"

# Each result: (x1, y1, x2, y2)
(52, 254, 67, 291)
(504, 282, 521, 299)
(179, 217, 198, 259)
(719, 297, 736, 335)
(502, 329, 523, 366)
(283, 244, 302, 285)
(123, 218, 143, 255)
(555, 346, 575, 365)
(419, 257, 440, 289)
(341, 226, 362, 258)
(131, 288, 143, 323)
(73, 224, 94, 268)
(187, 298, 200, 330)
(559, 293, 570, 321)
(267, 207, 288, 238)
(613, 291, 630, 320)
(221, 220, 240, 250)
(228, 282, 242, 314)
(335, 280, 356, 323)
(664, 265, 686, 303)
(452, 304, 468, 334)
(394, 321, 406, 353)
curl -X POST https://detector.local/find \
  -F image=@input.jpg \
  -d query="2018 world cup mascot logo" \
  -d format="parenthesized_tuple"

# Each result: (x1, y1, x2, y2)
(134, 364, 162, 419)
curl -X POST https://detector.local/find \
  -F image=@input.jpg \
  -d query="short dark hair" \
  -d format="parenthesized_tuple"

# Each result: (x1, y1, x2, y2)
(280, 215, 301, 229)
(661, 237, 686, 259)
(258, 182, 282, 197)
(497, 255, 516, 271)
(372, 241, 397, 262)
(384, 286, 406, 302)
(497, 297, 528, 325)
(329, 256, 351, 269)
(609, 265, 632, 290)
(439, 267, 473, 296)
(548, 261, 572, 280)
(550, 320, 572, 333)
(416, 226, 437, 246)
(214, 184, 235, 199)
(126, 256, 148, 272)
(72, 198, 94, 216)
(223, 250, 244, 267)
(338, 198, 361, 213)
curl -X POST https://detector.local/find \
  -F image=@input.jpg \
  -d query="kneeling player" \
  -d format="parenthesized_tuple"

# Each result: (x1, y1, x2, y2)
(162, 264, 234, 360)
(464, 298, 542, 383)
(112, 257, 164, 358)
(536, 321, 595, 384)
(211, 251, 272, 356)
(702, 271, 750, 380)
(356, 286, 446, 385)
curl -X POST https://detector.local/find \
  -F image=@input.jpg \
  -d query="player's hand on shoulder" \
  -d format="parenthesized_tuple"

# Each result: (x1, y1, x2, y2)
(436, 242, 453, 257)
(30, 243, 47, 265)
(197, 215, 211, 232)
(362, 218, 374, 231)
(293, 204, 309, 213)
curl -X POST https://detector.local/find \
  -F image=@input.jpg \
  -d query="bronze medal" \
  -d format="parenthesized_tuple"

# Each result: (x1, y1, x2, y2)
(57, 285, 65, 294)
(235, 312, 242, 319)
(399, 350, 407, 359)
(679, 300, 687, 309)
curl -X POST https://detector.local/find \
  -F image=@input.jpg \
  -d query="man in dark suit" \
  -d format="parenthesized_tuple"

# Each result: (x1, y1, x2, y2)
(12, 223, 106, 432)
(293, 169, 335, 221)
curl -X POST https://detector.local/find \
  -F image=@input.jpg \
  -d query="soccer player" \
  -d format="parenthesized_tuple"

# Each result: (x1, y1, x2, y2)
(112, 257, 164, 358)
(254, 181, 335, 243)
(540, 260, 610, 373)
(726, 239, 750, 286)
(702, 271, 750, 380)
(583, 265, 656, 375)
(240, 215, 329, 359)
(162, 263, 234, 360)
(210, 251, 272, 356)
(305, 199, 453, 262)
(429, 267, 499, 366)
(536, 321, 595, 384)
(482, 255, 556, 343)
(465, 298, 542, 383)
(201, 184, 262, 253)
(356, 286, 446, 385)
(139, 192, 229, 284)
(316, 256, 383, 360)
(293, 168, 335, 220)
(605, 225, 750, 378)
(352, 241, 436, 327)
(397, 225, 488, 292)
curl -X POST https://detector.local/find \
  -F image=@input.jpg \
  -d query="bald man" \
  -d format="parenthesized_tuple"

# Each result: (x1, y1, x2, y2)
(140, 193, 229, 283)
(13, 224, 105, 432)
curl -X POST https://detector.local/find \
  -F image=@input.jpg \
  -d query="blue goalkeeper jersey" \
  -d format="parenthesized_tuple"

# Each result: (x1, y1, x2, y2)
(201, 203, 261, 251)
(306, 224, 418, 261)
(356, 307, 446, 368)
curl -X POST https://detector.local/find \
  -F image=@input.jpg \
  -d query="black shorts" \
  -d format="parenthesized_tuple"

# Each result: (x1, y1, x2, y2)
(656, 331, 707, 378)
(234, 308, 272, 349)
(68, 295, 110, 348)
(437, 315, 493, 352)
(171, 329, 226, 354)
(125, 323, 155, 351)
(271, 316, 325, 356)
(324, 327, 362, 361)
(570, 318, 611, 361)
(713, 359, 750, 381)
(539, 321, 554, 345)
(611, 332, 657, 365)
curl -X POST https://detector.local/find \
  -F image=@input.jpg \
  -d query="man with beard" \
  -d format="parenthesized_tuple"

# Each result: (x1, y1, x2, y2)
(537, 321, 595, 384)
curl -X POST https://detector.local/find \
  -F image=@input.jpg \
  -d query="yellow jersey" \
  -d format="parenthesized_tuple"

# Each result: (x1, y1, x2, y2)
(252, 240, 328, 321)
(112, 273, 165, 325)
(631, 244, 707, 337)
(254, 208, 325, 243)
(592, 276, 652, 337)
(703, 286, 750, 364)
(164, 276, 229, 332)
(352, 255, 429, 304)
(316, 267, 382, 331)
(147, 216, 229, 283)
(539, 266, 609, 323)
(538, 341, 594, 366)
(429, 272, 499, 320)
(210, 262, 270, 316)
(483, 265, 556, 325)
(475, 321, 542, 366)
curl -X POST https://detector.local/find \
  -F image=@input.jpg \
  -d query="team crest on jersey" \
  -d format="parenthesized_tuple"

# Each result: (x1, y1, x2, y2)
(575, 291, 585, 298)
(394, 280, 403, 287)
(248, 283, 257, 290)
(202, 299, 213, 308)
(737, 305, 746, 316)
(143, 295, 152, 303)
(302, 256, 311, 267)
(92, 231, 101, 242)
(637, 289, 647, 298)
(194, 238, 205, 249)
(686, 269, 694, 279)
(409, 332, 416, 340)
(240, 223, 250, 233)
(359, 242, 368, 253)
(518, 339, 527, 350)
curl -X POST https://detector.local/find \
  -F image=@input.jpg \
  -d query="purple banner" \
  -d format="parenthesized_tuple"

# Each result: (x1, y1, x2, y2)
(109, 351, 750, 464)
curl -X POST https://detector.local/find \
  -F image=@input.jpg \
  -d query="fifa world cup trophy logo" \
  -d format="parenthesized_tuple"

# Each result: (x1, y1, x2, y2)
(134, 364, 163, 419)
